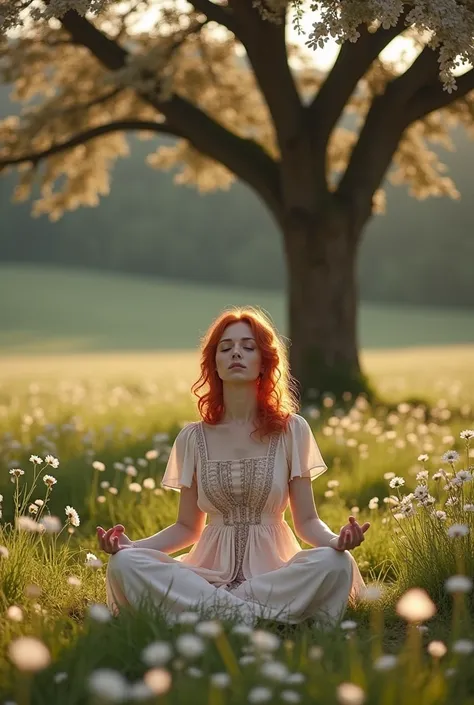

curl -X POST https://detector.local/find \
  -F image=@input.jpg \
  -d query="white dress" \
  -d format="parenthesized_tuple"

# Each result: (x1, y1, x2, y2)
(106, 414, 365, 626)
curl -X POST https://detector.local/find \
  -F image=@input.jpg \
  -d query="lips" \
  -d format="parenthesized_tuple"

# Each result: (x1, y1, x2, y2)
(229, 363, 245, 369)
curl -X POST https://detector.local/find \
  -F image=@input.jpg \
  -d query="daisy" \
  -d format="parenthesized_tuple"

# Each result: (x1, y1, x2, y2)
(9, 468, 24, 478)
(460, 430, 474, 441)
(45, 455, 59, 468)
(447, 523, 469, 538)
(389, 477, 405, 489)
(43, 475, 57, 487)
(65, 505, 80, 527)
(442, 451, 460, 464)
(29, 455, 43, 465)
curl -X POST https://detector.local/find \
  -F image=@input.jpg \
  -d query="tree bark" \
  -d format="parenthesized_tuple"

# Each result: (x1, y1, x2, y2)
(283, 199, 372, 403)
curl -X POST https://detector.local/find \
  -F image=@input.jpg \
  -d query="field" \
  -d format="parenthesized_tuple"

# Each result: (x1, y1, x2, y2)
(0, 342, 473, 704)
(1, 263, 474, 354)
(0, 264, 473, 704)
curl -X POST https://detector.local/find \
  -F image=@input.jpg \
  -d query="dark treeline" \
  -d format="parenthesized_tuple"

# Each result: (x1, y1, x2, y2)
(1, 81, 473, 308)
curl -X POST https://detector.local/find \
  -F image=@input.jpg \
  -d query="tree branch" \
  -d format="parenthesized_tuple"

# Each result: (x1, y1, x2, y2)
(0, 120, 183, 172)
(190, 0, 238, 36)
(335, 48, 471, 233)
(59, 9, 282, 219)
(308, 14, 409, 146)
(227, 0, 302, 148)
(406, 67, 474, 122)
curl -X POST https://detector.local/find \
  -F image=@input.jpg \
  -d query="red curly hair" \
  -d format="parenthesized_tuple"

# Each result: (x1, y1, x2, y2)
(191, 306, 300, 440)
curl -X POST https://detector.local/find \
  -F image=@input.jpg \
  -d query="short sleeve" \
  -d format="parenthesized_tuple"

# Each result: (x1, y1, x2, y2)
(286, 414, 327, 482)
(161, 423, 197, 491)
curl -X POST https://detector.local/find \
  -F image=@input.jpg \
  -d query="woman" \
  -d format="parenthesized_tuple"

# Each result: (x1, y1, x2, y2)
(99, 307, 369, 628)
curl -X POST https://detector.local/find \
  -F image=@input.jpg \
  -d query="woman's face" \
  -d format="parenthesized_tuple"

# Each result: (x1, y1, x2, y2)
(215, 321, 263, 384)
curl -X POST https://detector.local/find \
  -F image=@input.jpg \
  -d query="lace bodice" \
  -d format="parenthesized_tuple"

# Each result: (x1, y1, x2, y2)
(161, 413, 328, 589)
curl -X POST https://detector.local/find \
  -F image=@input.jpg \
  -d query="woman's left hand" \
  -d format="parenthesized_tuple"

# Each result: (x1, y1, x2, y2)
(332, 515, 370, 552)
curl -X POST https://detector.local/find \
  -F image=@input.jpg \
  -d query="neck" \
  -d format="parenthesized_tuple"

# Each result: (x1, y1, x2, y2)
(221, 382, 259, 424)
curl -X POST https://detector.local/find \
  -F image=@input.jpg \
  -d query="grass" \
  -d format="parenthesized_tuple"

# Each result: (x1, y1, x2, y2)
(0, 342, 473, 702)
(1, 263, 474, 354)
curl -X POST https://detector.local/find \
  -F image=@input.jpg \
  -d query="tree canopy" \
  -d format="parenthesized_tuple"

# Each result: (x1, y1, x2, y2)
(0, 1, 473, 221)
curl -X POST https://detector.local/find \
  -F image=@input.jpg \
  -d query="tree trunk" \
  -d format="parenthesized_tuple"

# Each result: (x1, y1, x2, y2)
(283, 202, 373, 404)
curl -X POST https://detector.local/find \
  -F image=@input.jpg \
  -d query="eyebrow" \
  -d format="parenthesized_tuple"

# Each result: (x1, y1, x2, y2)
(218, 337, 256, 344)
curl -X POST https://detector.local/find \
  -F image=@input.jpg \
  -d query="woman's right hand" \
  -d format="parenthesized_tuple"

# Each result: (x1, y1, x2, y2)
(97, 524, 134, 555)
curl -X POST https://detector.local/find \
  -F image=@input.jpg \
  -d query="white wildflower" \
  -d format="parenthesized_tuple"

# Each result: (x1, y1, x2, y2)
(143, 668, 172, 695)
(29, 455, 43, 465)
(210, 672, 231, 688)
(368, 497, 379, 510)
(45, 455, 59, 468)
(250, 630, 280, 652)
(8, 637, 51, 672)
(447, 523, 469, 538)
(88, 604, 112, 622)
(463, 503, 474, 512)
(416, 470, 429, 481)
(340, 620, 357, 631)
(177, 611, 200, 625)
(389, 477, 405, 488)
(308, 645, 323, 660)
(432, 472, 444, 481)
(175, 634, 205, 659)
(195, 621, 222, 638)
(336, 682, 366, 705)
(445, 575, 473, 593)
(142, 642, 173, 667)
(9, 468, 24, 478)
(442, 451, 460, 464)
(456, 470, 472, 482)
(28, 504, 38, 515)
(143, 478, 156, 490)
(460, 430, 474, 441)
(0, 546, 10, 558)
(88, 668, 128, 702)
(40, 516, 61, 533)
(248, 686, 272, 703)
(43, 474, 57, 487)
(16, 516, 43, 533)
(373, 654, 397, 671)
(239, 655, 257, 666)
(427, 641, 447, 659)
(65, 505, 80, 527)
(92, 461, 106, 472)
(6, 605, 23, 622)
(445, 497, 459, 507)
(452, 639, 474, 655)
(260, 660, 289, 682)
(413, 485, 429, 500)
(418, 454, 429, 462)
(396, 588, 436, 623)
(128, 482, 142, 493)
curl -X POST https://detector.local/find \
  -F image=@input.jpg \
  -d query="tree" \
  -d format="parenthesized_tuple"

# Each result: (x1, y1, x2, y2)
(1, 1, 473, 401)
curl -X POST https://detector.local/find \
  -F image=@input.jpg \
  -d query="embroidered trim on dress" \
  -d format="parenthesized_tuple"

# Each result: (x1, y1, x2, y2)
(197, 422, 278, 590)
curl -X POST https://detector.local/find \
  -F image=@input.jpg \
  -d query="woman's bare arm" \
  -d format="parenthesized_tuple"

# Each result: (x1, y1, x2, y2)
(288, 476, 340, 549)
(133, 476, 206, 553)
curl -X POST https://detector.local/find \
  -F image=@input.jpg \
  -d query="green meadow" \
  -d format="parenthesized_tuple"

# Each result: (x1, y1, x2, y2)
(0, 264, 473, 704)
